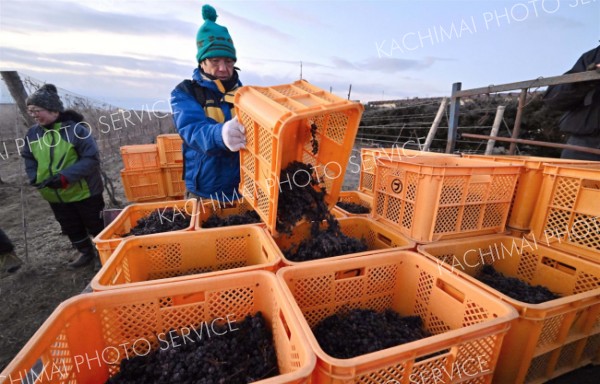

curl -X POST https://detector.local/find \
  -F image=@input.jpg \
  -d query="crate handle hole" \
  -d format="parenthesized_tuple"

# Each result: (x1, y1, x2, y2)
(376, 233, 392, 246)
(279, 309, 291, 340)
(582, 179, 600, 190)
(470, 174, 492, 184)
(436, 279, 465, 303)
(179, 291, 206, 304)
(335, 268, 365, 280)
(541, 257, 576, 275)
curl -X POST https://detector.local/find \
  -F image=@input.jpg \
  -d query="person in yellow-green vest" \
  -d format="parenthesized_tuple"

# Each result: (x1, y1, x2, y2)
(170, 4, 246, 202)
(22, 84, 105, 269)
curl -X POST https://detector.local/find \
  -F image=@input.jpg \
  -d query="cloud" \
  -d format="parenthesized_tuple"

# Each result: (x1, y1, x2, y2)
(1, 47, 190, 77)
(220, 9, 293, 42)
(244, 57, 330, 69)
(0, 1, 196, 38)
(330, 56, 454, 73)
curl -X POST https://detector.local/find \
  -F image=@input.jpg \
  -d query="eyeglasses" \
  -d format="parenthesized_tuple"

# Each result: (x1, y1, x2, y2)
(206, 58, 235, 69)
(27, 108, 47, 116)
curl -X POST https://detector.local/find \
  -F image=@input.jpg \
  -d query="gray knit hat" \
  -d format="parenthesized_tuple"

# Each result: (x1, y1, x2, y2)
(26, 84, 64, 112)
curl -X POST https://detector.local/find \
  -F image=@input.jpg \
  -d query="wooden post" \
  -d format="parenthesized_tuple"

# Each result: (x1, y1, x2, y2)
(1, 71, 35, 127)
(446, 82, 461, 153)
(423, 97, 448, 151)
(509, 89, 527, 155)
(485, 106, 506, 155)
(347, 84, 352, 100)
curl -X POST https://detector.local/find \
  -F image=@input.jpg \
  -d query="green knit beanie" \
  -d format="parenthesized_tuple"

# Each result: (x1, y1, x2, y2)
(196, 4, 237, 63)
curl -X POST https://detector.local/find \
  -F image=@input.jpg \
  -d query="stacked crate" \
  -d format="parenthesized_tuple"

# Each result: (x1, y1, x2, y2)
(418, 234, 600, 383)
(372, 156, 522, 243)
(119, 144, 165, 202)
(362, 150, 600, 382)
(119, 134, 184, 203)
(157, 133, 185, 199)
(462, 154, 597, 233)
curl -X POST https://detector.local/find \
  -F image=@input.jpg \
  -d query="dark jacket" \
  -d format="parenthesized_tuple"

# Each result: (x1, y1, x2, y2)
(170, 67, 242, 201)
(21, 110, 104, 203)
(0, 228, 14, 254)
(543, 46, 600, 136)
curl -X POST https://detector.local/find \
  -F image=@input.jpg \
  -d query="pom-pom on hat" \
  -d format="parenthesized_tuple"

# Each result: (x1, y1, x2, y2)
(196, 4, 237, 63)
(26, 84, 64, 112)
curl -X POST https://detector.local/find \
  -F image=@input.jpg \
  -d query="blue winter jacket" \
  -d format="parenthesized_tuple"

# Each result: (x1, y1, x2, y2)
(170, 68, 242, 201)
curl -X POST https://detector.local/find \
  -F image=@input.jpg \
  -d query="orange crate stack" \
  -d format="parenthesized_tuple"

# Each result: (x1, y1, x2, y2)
(235, 79, 364, 234)
(162, 165, 185, 198)
(529, 163, 600, 264)
(277, 251, 518, 383)
(462, 154, 597, 232)
(93, 199, 197, 265)
(418, 234, 600, 383)
(195, 197, 264, 229)
(155, 134, 184, 199)
(373, 156, 522, 243)
(120, 144, 167, 202)
(156, 133, 183, 167)
(271, 216, 415, 266)
(359, 147, 457, 196)
(120, 144, 160, 170)
(335, 190, 373, 217)
(120, 168, 166, 203)
(92, 225, 281, 292)
(1, 272, 316, 384)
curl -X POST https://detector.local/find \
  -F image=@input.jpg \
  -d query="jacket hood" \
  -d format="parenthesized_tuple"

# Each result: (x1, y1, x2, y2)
(60, 109, 85, 124)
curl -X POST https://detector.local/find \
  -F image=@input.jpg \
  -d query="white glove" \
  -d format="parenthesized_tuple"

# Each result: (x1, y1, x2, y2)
(221, 116, 246, 152)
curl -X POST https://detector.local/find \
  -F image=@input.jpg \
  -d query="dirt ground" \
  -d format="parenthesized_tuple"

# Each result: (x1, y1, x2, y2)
(0, 154, 126, 372)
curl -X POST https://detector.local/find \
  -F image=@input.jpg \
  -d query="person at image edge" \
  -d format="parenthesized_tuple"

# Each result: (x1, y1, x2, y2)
(543, 45, 600, 160)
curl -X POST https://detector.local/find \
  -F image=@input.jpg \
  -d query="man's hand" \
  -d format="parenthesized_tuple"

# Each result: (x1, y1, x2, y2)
(37, 174, 67, 189)
(222, 116, 246, 152)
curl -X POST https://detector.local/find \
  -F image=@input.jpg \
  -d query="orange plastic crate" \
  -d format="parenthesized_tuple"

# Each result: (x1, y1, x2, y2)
(462, 154, 597, 231)
(195, 197, 264, 229)
(373, 156, 522, 243)
(529, 163, 600, 264)
(335, 190, 373, 217)
(156, 133, 183, 166)
(93, 199, 197, 265)
(162, 165, 185, 198)
(277, 251, 517, 384)
(235, 80, 364, 235)
(359, 147, 457, 196)
(120, 144, 159, 170)
(92, 225, 281, 292)
(1, 272, 315, 384)
(120, 168, 166, 203)
(418, 234, 600, 383)
(271, 216, 415, 266)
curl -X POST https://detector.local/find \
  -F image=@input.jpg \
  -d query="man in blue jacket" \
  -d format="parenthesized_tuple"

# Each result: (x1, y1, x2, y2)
(170, 4, 246, 202)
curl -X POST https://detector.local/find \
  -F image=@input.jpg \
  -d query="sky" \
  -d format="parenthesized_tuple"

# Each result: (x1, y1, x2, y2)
(1, 0, 599, 110)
